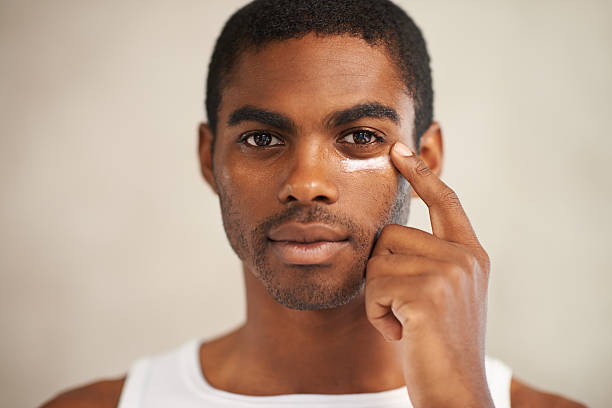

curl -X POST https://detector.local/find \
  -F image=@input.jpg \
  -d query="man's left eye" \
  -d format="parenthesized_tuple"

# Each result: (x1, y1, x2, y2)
(338, 129, 382, 145)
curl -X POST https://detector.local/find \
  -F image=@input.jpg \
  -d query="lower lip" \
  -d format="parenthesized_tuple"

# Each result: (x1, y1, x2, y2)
(269, 240, 350, 265)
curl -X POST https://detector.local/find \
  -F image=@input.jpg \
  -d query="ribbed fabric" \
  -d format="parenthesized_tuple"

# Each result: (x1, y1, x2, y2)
(118, 338, 512, 408)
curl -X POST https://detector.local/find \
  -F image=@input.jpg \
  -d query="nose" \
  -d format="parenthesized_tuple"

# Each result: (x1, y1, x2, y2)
(277, 141, 339, 205)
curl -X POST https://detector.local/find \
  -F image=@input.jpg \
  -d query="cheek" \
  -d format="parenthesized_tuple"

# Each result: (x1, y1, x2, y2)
(338, 167, 402, 224)
(338, 156, 398, 205)
(215, 153, 280, 215)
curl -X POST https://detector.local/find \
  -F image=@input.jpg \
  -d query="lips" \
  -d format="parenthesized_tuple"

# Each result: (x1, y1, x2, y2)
(268, 223, 348, 243)
(267, 223, 350, 265)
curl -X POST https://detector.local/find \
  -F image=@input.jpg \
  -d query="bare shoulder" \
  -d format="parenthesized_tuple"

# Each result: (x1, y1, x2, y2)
(511, 376, 589, 408)
(39, 376, 126, 408)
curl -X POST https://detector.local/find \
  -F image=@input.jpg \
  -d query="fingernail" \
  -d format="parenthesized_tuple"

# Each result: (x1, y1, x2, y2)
(393, 142, 414, 157)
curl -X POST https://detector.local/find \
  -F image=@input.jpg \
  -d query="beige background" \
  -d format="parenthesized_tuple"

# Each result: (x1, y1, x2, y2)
(1, 0, 610, 407)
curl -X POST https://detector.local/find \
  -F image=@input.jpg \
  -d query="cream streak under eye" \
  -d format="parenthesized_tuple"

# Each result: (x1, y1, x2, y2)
(340, 155, 392, 172)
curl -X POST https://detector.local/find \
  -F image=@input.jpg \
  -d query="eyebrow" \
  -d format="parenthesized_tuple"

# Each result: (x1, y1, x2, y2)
(227, 105, 296, 131)
(325, 102, 400, 128)
(226, 102, 400, 131)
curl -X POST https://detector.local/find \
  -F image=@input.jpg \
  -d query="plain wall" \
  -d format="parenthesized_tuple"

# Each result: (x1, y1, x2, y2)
(1, 0, 610, 407)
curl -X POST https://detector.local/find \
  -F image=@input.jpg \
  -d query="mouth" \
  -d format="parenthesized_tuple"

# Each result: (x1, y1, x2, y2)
(268, 240, 350, 265)
(267, 222, 350, 265)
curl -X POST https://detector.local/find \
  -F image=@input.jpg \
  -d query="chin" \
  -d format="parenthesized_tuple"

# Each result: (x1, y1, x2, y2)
(258, 263, 366, 311)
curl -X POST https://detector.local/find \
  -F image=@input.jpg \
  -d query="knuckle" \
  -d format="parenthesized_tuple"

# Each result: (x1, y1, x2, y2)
(364, 304, 380, 323)
(481, 251, 491, 273)
(381, 223, 402, 236)
(414, 157, 433, 177)
(438, 187, 462, 209)
(445, 262, 465, 285)
(395, 302, 427, 332)
(426, 274, 449, 304)
(376, 225, 392, 243)
(364, 297, 379, 317)
(394, 302, 412, 326)
(460, 252, 477, 274)
(376, 224, 404, 247)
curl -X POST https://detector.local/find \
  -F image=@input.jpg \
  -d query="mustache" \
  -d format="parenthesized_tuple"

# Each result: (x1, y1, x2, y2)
(253, 203, 362, 240)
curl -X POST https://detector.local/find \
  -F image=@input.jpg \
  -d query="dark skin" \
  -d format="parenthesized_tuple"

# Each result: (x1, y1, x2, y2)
(40, 33, 587, 408)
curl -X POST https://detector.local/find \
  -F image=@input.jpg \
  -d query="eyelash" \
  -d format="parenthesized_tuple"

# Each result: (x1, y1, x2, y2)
(239, 131, 284, 148)
(338, 128, 385, 146)
(238, 128, 386, 148)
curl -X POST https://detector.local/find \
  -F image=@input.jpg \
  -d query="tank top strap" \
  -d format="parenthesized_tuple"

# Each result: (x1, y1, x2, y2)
(117, 357, 152, 408)
(485, 354, 513, 408)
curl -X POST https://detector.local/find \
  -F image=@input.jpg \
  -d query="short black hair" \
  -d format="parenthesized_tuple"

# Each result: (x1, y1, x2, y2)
(205, 0, 433, 152)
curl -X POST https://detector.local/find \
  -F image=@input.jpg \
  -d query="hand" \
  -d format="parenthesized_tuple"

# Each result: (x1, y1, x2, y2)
(364, 142, 494, 408)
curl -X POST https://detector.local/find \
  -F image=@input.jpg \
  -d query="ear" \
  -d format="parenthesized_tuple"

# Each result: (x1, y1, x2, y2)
(412, 121, 444, 198)
(198, 122, 219, 195)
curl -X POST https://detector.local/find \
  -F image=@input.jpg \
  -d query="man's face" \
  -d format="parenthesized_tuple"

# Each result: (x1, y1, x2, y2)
(208, 33, 415, 310)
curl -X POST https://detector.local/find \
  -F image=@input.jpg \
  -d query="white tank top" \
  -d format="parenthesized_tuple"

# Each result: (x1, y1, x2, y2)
(117, 338, 513, 408)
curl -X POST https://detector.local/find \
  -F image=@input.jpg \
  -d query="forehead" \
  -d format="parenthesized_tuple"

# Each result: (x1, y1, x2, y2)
(219, 33, 414, 129)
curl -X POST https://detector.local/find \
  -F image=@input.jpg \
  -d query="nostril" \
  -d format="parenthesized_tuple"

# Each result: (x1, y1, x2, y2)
(277, 177, 339, 205)
(280, 193, 330, 205)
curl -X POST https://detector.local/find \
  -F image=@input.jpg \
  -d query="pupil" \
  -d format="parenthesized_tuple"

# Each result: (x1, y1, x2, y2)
(254, 133, 272, 146)
(353, 131, 372, 144)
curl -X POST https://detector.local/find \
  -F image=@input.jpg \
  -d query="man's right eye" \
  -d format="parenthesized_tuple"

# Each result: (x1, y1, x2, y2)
(241, 131, 284, 147)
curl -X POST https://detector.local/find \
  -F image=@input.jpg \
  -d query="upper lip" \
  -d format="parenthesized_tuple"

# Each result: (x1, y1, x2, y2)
(268, 223, 349, 243)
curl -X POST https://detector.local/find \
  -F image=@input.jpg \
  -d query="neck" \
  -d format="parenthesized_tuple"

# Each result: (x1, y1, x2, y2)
(201, 263, 406, 396)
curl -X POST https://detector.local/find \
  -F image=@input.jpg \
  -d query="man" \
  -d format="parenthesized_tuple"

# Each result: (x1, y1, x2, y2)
(41, 0, 587, 407)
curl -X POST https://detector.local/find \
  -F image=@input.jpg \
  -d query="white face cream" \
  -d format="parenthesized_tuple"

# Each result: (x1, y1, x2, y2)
(340, 155, 392, 172)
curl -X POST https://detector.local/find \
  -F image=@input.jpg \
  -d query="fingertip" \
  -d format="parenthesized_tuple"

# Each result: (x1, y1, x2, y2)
(392, 141, 414, 158)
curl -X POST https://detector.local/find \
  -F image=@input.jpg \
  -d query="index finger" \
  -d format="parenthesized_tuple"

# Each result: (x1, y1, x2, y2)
(390, 141, 479, 246)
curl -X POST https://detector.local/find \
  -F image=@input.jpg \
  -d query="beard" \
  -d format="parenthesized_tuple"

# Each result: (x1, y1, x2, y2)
(216, 176, 411, 311)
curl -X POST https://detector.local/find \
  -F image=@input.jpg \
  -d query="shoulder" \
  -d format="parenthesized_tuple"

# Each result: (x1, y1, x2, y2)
(511, 376, 588, 408)
(39, 376, 126, 408)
